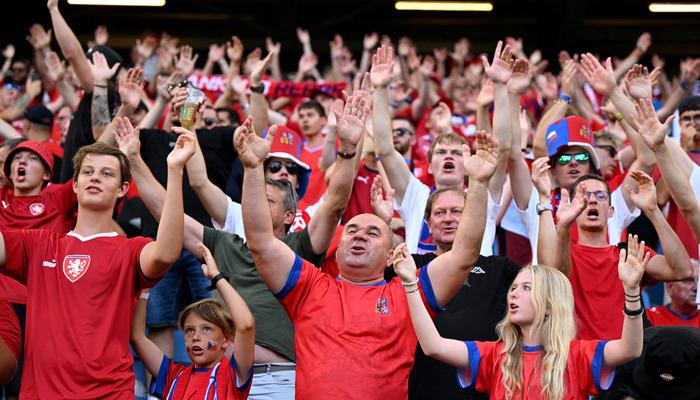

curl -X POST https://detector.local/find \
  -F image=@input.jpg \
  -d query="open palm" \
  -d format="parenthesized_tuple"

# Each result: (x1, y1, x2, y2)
(464, 131, 499, 183)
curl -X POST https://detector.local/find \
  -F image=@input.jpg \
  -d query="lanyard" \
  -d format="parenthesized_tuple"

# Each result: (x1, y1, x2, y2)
(165, 362, 222, 400)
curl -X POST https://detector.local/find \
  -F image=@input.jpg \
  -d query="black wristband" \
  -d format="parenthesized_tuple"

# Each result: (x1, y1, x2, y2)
(207, 273, 228, 291)
(337, 150, 356, 159)
(249, 82, 264, 94)
(623, 304, 644, 317)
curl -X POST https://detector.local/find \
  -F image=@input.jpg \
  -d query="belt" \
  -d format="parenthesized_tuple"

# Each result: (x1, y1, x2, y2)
(253, 364, 296, 374)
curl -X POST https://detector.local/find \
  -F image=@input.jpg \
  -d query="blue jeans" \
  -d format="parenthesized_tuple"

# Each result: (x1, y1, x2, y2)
(146, 250, 211, 327)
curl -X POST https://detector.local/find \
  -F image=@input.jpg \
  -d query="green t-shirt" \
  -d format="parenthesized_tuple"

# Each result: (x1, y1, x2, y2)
(203, 227, 325, 362)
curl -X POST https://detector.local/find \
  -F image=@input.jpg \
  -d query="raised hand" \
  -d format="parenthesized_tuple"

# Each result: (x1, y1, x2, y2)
(250, 50, 276, 85)
(208, 44, 225, 63)
(370, 175, 395, 225)
(464, 130, 499, 183)
(392, 243, 417, 284)
(397, 37, 412, 57)
(631, 98, 673, 151)
(507, 58, 531, 94)
(560, 59, 577, 96)
(451, 38, 469, 63)
(90, 51, 120, 84)
(337, 94, 371, 150)
(226, 36, 244, 64)
(296, 28, 310, 45)
(244, 47, 262, 75)
(135, 37, 156, 60)
(157, 69, 185, 100)
(347, 72, 373, 105)
(44, 51, 66, 83)
(419, 55, 436, 78)
(265, 37, 281, 55)
(476, 78, 494, 106)
(234, 117, 274, 169)
(169, 87, 188, 116)
(482, 40, 514, 84)
(636, 32, 652, 54)
(95, 25, 109, 46)
(26, 24, 52, 51)
(433, 102, 453, 133)
(176, 45, 199, 76)
(25, 76, 43, 98)
(329, 34, 345, 59)
(370, 45, 395, 88)
(618, 234, 650, 291)
(530, 157, 552, 197)
(626, 170, 658, 213)
(167, 128, 197, 169)
(363, 32, 379, 51)
(535, 73, 558, 101)
(580, 53, 616, 96)
(433, 47, 448, 63)
(114, 117, 141, 159)
(680, 58, 700, 89)
(297, 52, 318, 75)
(119, 67, 144, 110)
(197, 242, 221, 280)
(47, 0, 59, 10)
(625, 64, 659, 100)
(556, 184, 588, 228)
(326, 98, 344, 130)
(2, 44, 14, 60)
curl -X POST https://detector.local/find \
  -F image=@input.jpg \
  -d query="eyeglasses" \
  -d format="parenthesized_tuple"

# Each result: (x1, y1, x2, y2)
(393, 127, 413, 137)
(266, 160, 299, 175)
(556, 152, 590, 165)
(584, 190, 609, 201)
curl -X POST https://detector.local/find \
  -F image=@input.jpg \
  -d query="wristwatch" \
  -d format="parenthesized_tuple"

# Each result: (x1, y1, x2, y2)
(249, 82, 265, 94)
(536, 202, 553, 216)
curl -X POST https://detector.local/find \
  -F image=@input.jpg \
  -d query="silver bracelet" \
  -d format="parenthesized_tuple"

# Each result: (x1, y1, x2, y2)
(402, 277, 419, 287)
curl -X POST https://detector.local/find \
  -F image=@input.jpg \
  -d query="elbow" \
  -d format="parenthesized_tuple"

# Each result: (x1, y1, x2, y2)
(236, 317, 255, 335)
(533, 143, 547, 159)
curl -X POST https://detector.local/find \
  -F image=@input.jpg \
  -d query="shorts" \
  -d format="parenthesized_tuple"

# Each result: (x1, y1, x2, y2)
(146, 250, 211, 328)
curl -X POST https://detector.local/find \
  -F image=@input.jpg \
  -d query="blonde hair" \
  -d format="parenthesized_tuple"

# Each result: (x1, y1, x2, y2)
(495, 265, 577, 400)
(179, 298, 235, 339)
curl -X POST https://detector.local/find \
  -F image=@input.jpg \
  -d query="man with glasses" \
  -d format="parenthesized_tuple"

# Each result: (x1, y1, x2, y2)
(537, 170, 692, 340)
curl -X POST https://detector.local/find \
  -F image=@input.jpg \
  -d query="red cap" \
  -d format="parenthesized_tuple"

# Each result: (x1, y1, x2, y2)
(4, 141, 54, 181)
(267, 126, 310, 171)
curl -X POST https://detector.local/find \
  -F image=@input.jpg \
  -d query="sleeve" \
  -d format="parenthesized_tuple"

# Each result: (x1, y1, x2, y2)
(287, 228, 325, 267)
(418, 263, 445, 315)
(275, 255, 325, 319)
(481, 190, 502, 257)
(1, 230, 32, 284)
(229, 353, 253, 392)
(215, 195, 246, 239)
(573, 340, 616, 394)
(515, 186, 541, 264)
(131, 236, 158, 290)
(395, 175, 431, 253)
(689, 163, 700, 200)
(149, 356, 183, 398)
(607, 186, 641, 245)
(456, 341, 497, 393)
(0, 300, 20, 361)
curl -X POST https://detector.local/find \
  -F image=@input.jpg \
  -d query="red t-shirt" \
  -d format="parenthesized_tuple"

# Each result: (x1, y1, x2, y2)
(569, 243, 655, 340)
(0, 182, 77, 234)
(0, 300, 20, 361)
(646, 305, 700, 328)
(275, 256, 441, 399)
(1, 230, 154, 399)
(458, 340, 614, 399)
(0, 275, 27, 303)
(150, 355, 252, 400)
(298, 143, 326, 209)
(342, 162, 378, 223)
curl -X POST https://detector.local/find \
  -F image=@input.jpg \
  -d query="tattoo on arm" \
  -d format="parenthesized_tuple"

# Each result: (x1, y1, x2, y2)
(91, 93, 111, 131)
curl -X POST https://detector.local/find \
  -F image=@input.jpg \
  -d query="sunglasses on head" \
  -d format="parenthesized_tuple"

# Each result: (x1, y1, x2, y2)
(393, 127, 413, 137)
(584, 190, 609, 202)
(266, 160, 299, 175)
(556, 152, 590, 165)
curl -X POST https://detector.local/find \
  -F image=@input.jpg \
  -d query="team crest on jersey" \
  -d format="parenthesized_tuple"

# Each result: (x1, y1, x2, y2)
(28, 202, 45, 216)
(62, 255, 91, 283)
(376, 297, 390, 315)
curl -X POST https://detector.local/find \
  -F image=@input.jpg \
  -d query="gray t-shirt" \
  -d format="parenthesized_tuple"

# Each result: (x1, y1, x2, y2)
(202, 226, 324, 362)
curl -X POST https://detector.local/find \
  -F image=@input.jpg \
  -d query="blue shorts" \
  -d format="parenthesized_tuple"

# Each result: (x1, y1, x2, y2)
(146, 250, 212, 328)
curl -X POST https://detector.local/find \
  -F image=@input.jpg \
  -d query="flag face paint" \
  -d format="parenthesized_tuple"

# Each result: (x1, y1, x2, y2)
(207, 341, 219, 351)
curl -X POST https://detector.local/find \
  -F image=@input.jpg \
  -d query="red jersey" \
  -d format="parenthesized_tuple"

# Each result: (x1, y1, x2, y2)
(150, 355, 252, 400)
(0, 183, 77, 233)
(275, 256, 441, 400)
(298, 143, 326, 209)
(569, 243, 655, 340)
(646, 305, 700, 328)
(0, 275, 27, 303)
(342, 162, 378, 223)
(1, 230, 154, 400)
(0, 300, 20, 361)
(458, 340, 613, 399)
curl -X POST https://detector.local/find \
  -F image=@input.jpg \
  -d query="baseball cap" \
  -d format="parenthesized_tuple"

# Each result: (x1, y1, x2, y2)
(545, 116, 600, 169)
(633, 326, 700, 400)
(4, 140, 54, 180)
(86, 45, 123, 73)
(23, 105, 54, 127)
(263, 125, 311, 199)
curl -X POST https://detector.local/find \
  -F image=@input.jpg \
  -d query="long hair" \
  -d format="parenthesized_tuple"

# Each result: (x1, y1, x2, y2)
(495, 265, 577, 400)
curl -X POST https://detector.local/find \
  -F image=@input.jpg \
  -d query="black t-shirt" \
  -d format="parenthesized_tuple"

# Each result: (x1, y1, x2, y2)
(385, 253, 521, 400)
(60, 89, 119, 183)
(136, 126, 236, 237)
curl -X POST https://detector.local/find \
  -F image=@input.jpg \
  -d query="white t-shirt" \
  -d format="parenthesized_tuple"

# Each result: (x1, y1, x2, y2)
(395, 174, 501, 256)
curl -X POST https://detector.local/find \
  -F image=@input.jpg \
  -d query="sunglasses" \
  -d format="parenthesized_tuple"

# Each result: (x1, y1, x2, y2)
(584, 190, 609, 202)
(393, 127, 413, 137)
(556, 152, 590, 166)
(266, 160, 299, 175)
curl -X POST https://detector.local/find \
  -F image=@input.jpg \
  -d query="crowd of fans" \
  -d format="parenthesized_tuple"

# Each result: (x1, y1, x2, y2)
(0, 0, 699, 399)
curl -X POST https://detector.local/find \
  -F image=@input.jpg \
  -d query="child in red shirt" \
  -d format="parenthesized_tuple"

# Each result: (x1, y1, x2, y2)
(131, 242, 255, 400)
(394, 235, 647, 400)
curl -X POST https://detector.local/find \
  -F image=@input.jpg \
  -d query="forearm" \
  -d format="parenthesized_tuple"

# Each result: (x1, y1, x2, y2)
(150, 166, 185, 272)
(242, 166, 274, 253)
(359, 50, 371, 75)
(552, 223, 572, 275)
(537, 200, 557, 266)
(476, 104, 492, 132)
(3, 92, 37, 121)
(49, 7, 94, 92)
(656, 145, 699, 214)
(250, 92, 268, 137)
(270, 57, 282, 81)
(217, 279, 255, 335)
(489, 83, 512, 201)
(656, 85, 691, 121)
(186, 141, 229, 228)
(202, 59, 215, 75)
(131, 296, 165, 377)
(533, 100, 567, 158)
(373, 87, 411, 201)
(91, 85, 111, 139)
(608, 86, 638, 124)
(573, 86, 596, 122)
(129, 155, 167, 221)
(56, 79, 80, 110)
(0, 119, 22, 139)
(319, 126, 337, 171)
(97, 104, 135, 144)
(137, 97, 166, 130)
(612, 51, 639, 82)
(605, 287, 643, 367)
(452, 181, 487, 264)
(646, 207, 692, 279)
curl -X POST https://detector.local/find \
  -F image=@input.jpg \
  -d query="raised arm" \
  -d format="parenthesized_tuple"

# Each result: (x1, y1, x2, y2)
(308, 93, 370, 253)
(532, 157, 557, 265)
(533, 60, 575, 158)
(44, 51, 79, 110)
(238, 122, 296, 292)
(371, 45, 412, 203)
(393, 244, 469, 368)
(626, 171, 692, 281)
(249, 51, 275, 137)
(612, 33, 651, 81)
(96, 68, 143, 144)
(47, 0, 96, 92)
(130, 291, 165, 378)
(580, 54, 636, 125)
(198, 243, 254, 383)
(547, 184, 588, 276)
(429, 131, 499, 306)
(482, 41, 514, 202)
(90, 52, 120, 139)
(603, 234, 647, 367)
(506, 62, 534, 209)
(138, 128, 194, 279)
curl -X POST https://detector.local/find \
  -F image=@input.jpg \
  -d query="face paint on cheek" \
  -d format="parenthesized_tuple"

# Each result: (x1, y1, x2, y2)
(207, 341, 219, 351)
